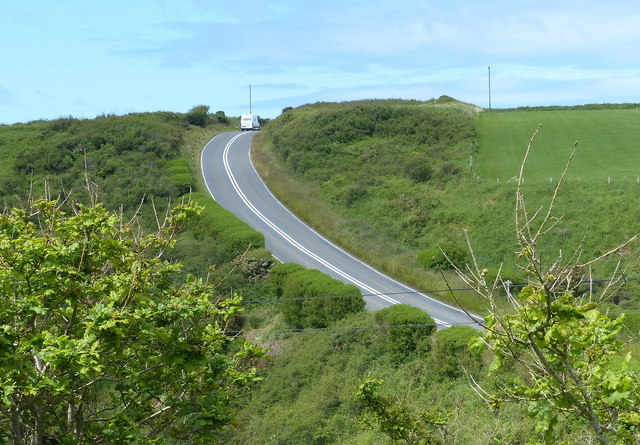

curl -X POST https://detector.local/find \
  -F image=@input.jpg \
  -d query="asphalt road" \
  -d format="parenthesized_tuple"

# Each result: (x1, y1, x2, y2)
(201, 131, 481, 328)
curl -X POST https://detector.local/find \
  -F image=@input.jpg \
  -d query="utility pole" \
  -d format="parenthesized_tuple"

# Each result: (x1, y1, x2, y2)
(249, 84, 252, 115)
(488, 66, 492, 111)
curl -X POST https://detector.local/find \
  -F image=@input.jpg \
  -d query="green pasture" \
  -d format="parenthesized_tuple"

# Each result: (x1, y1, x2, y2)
(476, 108, 640, 182)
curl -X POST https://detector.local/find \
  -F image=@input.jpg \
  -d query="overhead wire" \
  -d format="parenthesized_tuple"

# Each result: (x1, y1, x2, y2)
(239, 275, 640, 305)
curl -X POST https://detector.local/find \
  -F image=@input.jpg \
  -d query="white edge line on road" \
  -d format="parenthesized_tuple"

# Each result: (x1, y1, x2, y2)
(203, 132, 455, 327)
(244, 140, 481, 324)
(201, 132, 235, 202)
(221, 134, 406, 309)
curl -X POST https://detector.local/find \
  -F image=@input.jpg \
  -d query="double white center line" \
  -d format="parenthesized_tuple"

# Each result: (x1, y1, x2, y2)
(207, 132, 455, 327)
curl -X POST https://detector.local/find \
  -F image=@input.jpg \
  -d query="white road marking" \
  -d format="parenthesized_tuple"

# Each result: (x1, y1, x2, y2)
(221, 133, 404, 308)
(203, 132, 466, 327)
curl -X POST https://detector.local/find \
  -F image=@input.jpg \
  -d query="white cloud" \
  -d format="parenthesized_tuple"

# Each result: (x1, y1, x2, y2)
(2, 0, 640, 123)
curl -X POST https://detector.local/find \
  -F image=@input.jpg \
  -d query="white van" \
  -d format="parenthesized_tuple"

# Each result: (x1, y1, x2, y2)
(240, 114, 260, 131)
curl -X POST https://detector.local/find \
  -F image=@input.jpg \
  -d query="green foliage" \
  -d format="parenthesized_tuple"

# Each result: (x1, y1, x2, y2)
(464, 124, 640, 444)
(473, 285, 640, 444)
(168, 172, 193, 195)
(212, 110, 230, 125)
(405, 158, 434, 183)
(374, 304, 436, 358)
(1, 112, 189, 212)
(185, 104, 210, 127)
(273, 267, 365, 328)
(222, 310, 551, 444)
(165, 158, 193, 195)
(417, 244, 468, 271)
(0, 199, 265, 443)
(256, 99, 640, 314)
(268, 99, 475, 176)
(354, 377, 451, 445)
(431, 326, 481, 379)
(269, 262, 306, 296)
(187, 192, 265, 262)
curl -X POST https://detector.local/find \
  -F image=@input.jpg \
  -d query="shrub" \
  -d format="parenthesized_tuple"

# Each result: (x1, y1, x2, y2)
(405, 160, 433, 183)
(270, 262, 306, 297)
(235, 248, 275, 282)
(212, 110, 230, 124)
(417, 244, 468, 271)
(168, 172, 193, 196)
(217, 227, 265, 261)
(279, 269, 365, 329)
(481, 267, 525, 295)
(185, 105, 210, 127)
(374, 304, 436, 358)
(431, 325, 481, 379)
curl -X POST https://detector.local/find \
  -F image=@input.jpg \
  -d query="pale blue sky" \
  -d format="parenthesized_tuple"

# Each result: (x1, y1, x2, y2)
(2, 0, 640, 124)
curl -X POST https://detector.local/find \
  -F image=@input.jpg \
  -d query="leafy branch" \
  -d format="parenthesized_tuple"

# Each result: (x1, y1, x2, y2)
(454, 126, 640, 444)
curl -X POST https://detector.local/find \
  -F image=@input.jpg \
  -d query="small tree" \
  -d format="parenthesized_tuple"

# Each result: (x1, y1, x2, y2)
(0, 198, 265, 444)
(456, 126, 640, 444)
(185, 104, 210, 127)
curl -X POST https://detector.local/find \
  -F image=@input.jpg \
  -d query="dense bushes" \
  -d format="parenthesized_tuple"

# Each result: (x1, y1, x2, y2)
(432, 325, 481, 378)
(270, 263, 365, 328)
(267, 99, 475, 177)
(223, 312, 539, 444)
(405, 157, 434, 182)
(5, 112, 187, 210)
(0, 113, 271, 290)
(374, 304, 436, 358)
(166, 158, 194, 195)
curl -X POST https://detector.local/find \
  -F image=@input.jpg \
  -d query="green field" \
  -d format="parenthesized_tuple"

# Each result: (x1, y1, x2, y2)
(476, 108, 640, 182)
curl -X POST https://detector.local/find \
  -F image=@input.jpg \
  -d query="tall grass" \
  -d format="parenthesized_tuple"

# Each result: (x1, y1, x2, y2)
(252, 100, 640, 315)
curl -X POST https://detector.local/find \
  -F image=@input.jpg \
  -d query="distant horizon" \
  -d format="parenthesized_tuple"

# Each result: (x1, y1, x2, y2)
(5, 96, 640, 126)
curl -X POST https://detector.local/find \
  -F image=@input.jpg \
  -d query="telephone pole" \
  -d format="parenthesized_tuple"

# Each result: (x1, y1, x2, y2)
(249, 84, 252, 115)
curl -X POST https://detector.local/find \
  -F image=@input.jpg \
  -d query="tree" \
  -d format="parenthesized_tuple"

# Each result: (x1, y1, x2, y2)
(456, 126, 640, 444)
(185, 105, 210, 127)
(0, 198, 265, 444)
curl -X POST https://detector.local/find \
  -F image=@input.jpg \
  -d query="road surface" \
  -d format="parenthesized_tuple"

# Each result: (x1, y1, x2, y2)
(201, 131, 481, 328)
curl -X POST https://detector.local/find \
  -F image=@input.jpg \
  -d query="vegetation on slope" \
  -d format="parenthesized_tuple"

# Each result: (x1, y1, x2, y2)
(0, 198, 265, 443)
(0, 111, 279, 443)
(253, 99, 640, 315)
(3, 100, 640, 444)
(0, 109, 373, 442)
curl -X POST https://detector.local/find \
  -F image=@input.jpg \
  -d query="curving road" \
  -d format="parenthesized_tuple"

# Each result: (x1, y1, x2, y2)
(201, 131, 481, 328)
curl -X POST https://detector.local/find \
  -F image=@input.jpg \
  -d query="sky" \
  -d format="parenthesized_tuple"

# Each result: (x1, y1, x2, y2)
(2, 0, 640, 124)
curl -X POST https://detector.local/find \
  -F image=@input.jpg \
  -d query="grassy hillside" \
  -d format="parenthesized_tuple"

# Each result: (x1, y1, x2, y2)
(3, 104, 640, 444)
(253, 99, 640, 315)
(226, 100, 640, 444)
(476, 108, 640, 181)
(0, 112, 272, 290)
(223, 311, 599, 444)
